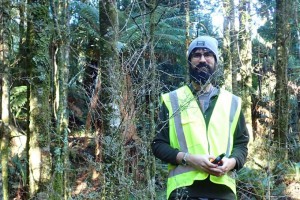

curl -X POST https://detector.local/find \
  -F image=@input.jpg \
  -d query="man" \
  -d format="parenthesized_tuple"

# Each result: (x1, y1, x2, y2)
(151, 35, 249, 200)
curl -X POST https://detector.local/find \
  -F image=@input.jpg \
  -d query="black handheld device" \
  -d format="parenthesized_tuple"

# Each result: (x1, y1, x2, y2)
(211, 153, 225, 165)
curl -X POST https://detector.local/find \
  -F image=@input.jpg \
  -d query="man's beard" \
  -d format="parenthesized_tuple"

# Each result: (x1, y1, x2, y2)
(189, 63, 215, 85)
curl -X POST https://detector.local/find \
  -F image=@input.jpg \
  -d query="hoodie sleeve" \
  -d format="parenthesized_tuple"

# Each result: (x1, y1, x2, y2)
(230, 112, 250, 171)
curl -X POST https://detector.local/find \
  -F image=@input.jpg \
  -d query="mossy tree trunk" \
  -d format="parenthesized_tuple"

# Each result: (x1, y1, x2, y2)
(147, 1, 158, 199)
(239, 0, 253, 141)
(91, 1, 121, 197)
(230, 0, 239, 93)
(49, 0, 70, 199)
(222, 0, 232, 90)
(26, 0, 52, 197)
(185, 0, 190, 81)
(274, 0, 291, 151)
(0, 64, 10, 200)
(0, 2, 11, 199)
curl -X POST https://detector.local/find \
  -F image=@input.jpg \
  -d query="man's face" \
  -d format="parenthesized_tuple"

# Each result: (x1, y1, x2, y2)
(189, 48, 217, 85)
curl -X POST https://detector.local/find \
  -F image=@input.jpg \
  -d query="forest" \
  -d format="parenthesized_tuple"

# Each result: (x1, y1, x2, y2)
(0, 0, 300, 199)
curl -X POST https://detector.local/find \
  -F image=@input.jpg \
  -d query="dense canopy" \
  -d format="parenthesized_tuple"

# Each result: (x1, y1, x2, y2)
(0, 0, 299, 199)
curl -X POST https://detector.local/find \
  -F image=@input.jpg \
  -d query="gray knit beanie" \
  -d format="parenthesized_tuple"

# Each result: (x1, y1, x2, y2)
(187, 36, 219, 63)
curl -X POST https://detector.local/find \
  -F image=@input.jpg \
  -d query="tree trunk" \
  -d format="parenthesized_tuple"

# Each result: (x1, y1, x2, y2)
(0, 72, 10, 200)
(0, 2, 11, 199)
(0, 74, 10, 200)
(222, 0, 232, 90)
(26, 0, 52, 197)
(185, 0, 190, 81)
(230, 0, 239, 93)
(147, 1, 157, 199)
(50, 0, 70, 199)
(239, 0, 253, 141)
(91, 1, 122, 197)
(274, 0, 291, 150)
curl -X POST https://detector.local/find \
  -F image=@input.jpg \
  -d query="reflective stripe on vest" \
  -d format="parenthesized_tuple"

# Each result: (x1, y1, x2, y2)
(169, 91, 187, 152)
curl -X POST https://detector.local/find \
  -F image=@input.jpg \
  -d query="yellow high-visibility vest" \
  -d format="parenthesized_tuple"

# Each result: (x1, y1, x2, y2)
(161, 85, 241, 199)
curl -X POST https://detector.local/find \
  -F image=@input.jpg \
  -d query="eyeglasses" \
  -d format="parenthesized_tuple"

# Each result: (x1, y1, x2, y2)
(191, 51, 214, 59)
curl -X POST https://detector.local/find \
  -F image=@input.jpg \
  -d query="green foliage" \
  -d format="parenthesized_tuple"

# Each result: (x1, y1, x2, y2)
(10, 86, 27, 119)
(237, 160, 299, 199)
(71, 1, 99, 35)
(10, 155, 27, 193)
(255, 0, 276, 20)
(252, 73, 259, 92)
(69, 0, 215, 95)
(119, 3, 187, 56)
(292, 162, 300, 181)
(237, 167, 267, 199)
(257, 20, 276, 43)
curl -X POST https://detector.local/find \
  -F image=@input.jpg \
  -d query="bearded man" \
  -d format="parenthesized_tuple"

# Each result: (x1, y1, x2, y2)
(151, 36, 249, 200)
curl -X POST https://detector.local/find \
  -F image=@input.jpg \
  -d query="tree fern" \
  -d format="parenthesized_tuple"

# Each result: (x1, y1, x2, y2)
(10, 86, 27, 118)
